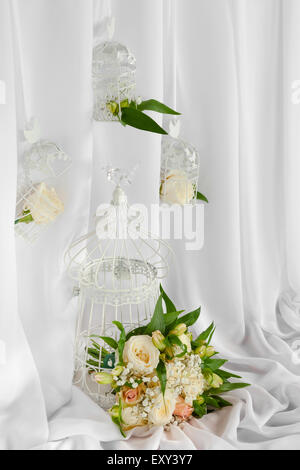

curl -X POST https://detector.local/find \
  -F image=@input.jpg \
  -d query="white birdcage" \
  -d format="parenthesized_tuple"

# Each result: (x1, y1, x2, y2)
(66, 168, 171, 409)
(92, 41, 136, 121)
(160, 121, 200, 205)
(15, 122, 72, 244)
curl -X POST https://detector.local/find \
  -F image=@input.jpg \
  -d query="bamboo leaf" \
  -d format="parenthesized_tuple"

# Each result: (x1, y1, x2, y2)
(145, 294, 165, 335)
(192, 322, 214, 348)
(203, 358, 227, 372)
(97, 336, 118, 350)
(137, 99, 180, 115)
(160, 284, 176, 312)
(197, 191, 209, 203)
(193, 401, 207, 418)
(156, 359, 167, 396)
(121, 107, 167, 134)
(210, 382, 250, 394)
(112, 321, 126, 363)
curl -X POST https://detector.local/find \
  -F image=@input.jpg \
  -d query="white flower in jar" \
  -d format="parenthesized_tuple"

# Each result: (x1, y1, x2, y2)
(24, 182, 64, 224)
(160, 169, 194, 205)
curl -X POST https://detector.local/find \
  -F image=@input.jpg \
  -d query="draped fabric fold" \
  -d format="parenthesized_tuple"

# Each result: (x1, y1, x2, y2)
(1, 0, 300, 450)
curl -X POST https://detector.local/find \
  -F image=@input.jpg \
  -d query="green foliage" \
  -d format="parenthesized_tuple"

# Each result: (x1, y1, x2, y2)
(160, 284, 176, 313)
(121, 107, 167, 134)
(156, 359, 167, 396)
(112, 321, 126, 363)
(193, 400, 207, 418)
(196, 191, 209, 203)
(137, 99, 180, 115)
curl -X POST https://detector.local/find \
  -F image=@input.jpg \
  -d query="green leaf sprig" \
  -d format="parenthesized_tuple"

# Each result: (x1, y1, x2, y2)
(107, 98, 180, 135)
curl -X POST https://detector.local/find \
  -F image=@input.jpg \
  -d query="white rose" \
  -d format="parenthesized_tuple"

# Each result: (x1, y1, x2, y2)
(123, 335, 160, 375)
(160, 169, 194, 205)
(148, 390, 176, 426)
(172, 333, 192, 357)
(122, 406, 145, 430)
(25, 182, 64, 224)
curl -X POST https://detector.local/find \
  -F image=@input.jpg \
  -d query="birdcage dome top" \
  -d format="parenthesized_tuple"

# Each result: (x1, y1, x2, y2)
(66, 181, 171, 306)
(161, 135, 199, 173)
(93, 41, 136, 75)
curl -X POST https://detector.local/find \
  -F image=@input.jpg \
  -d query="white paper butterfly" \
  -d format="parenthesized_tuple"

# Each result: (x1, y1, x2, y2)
(169, 119, 181, 139)
(24, 117, 40, 144)
(94, 16, 115, 42)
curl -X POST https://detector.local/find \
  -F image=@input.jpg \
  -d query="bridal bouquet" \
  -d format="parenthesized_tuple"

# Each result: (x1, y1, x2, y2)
(92, 287, 249, 436)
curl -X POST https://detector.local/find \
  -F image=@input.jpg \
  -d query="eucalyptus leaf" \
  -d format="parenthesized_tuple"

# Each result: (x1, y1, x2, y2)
(121, 107, 167, 135)
(137, 99, 180, 115)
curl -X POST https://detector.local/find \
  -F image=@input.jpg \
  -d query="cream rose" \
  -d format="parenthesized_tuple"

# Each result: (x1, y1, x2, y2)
(123, 335, 160, 375)
(148, 390, 176, 426)
(25, 182, 64, 224)
(160, 169, 194, 205)
(182, 376, 205, 405)
(121, 406, 145, 430)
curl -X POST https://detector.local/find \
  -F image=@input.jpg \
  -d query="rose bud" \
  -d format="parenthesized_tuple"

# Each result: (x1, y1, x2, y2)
(112, 365, 124, 376)
(94, 372, 113, 385)
(109, 405, 119, 419)
(205, 346, 215, 358)
(195, 345, 207, 358)
(196, 395, 205, 405)
(211, 373, 223, 389)
(152, 330, 166, 352)
(169, 323, 187, 336)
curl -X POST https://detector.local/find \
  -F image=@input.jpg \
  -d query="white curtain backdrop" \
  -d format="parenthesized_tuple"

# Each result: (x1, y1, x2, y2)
(0, 0, 300, 450)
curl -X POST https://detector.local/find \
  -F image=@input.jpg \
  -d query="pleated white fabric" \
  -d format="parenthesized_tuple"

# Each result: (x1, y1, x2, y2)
(0, 0, 300, 450)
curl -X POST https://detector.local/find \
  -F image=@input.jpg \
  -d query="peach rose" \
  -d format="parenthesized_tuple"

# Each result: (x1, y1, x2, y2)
(173, 396, 193, 420)
(121, 383, 145, 405)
